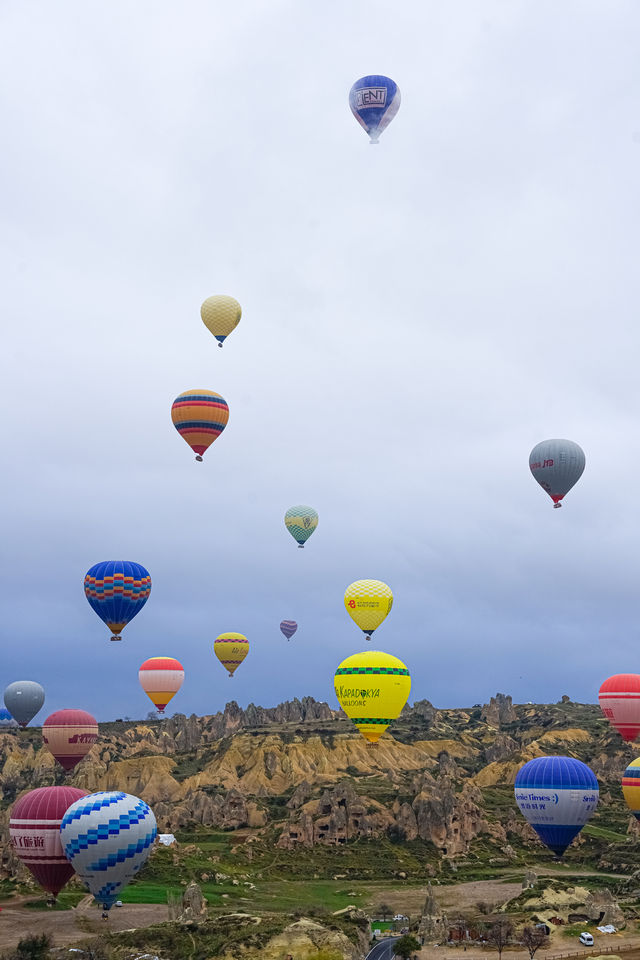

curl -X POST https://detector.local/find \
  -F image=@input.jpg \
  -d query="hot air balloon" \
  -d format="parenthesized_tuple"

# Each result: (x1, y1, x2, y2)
(0, 709, 17, 727)
(598, 674, 640, 741)
(349, 75, 401, 144)
(4, 680, 45, 727)
(334, 649, 411, 744)
(139, 657, 184, 713)
(280, 620, 297, 641)
(622, 758, 640, 820)
(201, 295, 241, 347)
(60, 791, 157, 911)
(171, 389, 229, 462)
(10, 786, 88, 903)
(214, 633, 249, 677)
(284, 505, 318, 548)
(344, 580, 393, 640)
(514, 756, 599, 856)
(84, 561, 151, 641)
(529, 439, 585, 508)
(43, 710, 98, 772)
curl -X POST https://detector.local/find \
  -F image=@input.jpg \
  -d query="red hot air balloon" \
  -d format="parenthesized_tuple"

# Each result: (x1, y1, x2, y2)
(10, 786, 88, 902)
(42, 710, 98, 771)
(599, 674, 640, 741)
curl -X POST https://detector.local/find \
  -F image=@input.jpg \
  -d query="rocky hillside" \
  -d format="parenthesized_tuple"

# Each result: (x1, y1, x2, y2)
(2, 693, 640, 879)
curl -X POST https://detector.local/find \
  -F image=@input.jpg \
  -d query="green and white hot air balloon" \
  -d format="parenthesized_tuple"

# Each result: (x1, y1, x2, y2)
(284, 505, 318, 548)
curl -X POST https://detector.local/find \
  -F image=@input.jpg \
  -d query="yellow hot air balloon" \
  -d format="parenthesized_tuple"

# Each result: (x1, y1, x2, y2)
(201, 295, 242, 348)
(622, 758, 640, 820)
(344, 580, 393, 639)
(214, 632, 249, 677)
(334, 649, 410, 743)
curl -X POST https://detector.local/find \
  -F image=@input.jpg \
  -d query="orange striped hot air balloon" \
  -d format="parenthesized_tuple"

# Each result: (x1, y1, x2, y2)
(214, 633, 249, 677)
(139, 657, 184, 713)
(171, 389, 229, 461)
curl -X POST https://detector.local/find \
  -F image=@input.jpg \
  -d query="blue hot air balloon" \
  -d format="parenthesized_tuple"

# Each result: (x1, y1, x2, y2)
(84, 561, 152, 641)
(514, 756, 598, 856)
(349, 75, 401, 144)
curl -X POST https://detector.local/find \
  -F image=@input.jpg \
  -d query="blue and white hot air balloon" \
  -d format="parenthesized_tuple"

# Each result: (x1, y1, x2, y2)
(514, 756, 598, 856)
(60, 791, 157, 911)
(349, 75, 400, 144)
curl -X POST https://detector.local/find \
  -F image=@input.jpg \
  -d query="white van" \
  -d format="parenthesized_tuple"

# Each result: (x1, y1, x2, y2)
(579, 933, 594, 946)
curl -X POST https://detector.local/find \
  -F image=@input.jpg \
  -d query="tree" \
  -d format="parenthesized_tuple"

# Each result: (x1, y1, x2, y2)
(393, 935, 421, 959)
(521, 925, 549, 960)
(487, 920, 514, 960)
(376, 902, 394, 921)
(8, 934, 52, 959)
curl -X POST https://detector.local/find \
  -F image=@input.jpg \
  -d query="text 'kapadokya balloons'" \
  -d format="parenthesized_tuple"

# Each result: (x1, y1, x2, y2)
(4, 680, 45, 727)
(10, 786, 88, 901)
(344, 580, 393, 639)
(529, 439, 585, 508)
(214, 633, 249, 677)
(514, 756, 598, 856)
(139, 657, 184, 713)
(84, 561, 151, 641)
(284, 505, 318, 548)
(43, 709, 98, 772)
(349, 75, 401, 144)
(334, 649, 411, 744)
(201, 295, 241, 348)
(171, 389, 229, 462)
(60, 791, 157, 911)
(280, 620, 297, 641)
(599, 674, 640, 741)
(623, 758, 640, 820)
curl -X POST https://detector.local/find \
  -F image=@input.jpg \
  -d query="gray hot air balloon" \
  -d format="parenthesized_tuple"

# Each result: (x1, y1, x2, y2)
(4, 681, 45, 728)
(529, 439, 585, 508)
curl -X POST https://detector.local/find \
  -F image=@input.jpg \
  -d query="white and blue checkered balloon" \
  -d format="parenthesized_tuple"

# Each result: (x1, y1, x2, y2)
(60, 791, 156, 910)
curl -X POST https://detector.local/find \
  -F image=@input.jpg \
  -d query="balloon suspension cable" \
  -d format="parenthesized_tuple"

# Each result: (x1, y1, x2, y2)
(195, 455, 203, 462)
(553, 502, 562, 509)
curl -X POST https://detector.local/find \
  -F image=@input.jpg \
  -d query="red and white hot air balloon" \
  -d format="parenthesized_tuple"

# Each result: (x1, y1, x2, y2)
(10, 786, 88, 902)
(42, 710, 98, 771)
(599, 674, 640, 741)
(139, 657, 184, 713)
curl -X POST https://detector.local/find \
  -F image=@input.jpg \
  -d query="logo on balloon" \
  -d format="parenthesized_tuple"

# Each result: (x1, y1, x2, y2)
(356, 88, 387, 108)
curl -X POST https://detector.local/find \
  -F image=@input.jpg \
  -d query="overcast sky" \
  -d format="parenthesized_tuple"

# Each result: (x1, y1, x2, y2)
(1, 1, 639, 722)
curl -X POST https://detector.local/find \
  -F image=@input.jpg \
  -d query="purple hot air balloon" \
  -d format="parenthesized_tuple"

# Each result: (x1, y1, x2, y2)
(280, 620, 297, 641)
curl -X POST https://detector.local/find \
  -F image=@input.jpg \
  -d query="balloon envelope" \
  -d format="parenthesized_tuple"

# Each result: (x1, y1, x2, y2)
(60, 791, 157, 910)
(334, 649, 411, 744)
(529, 439, 585, 508)
(201, 295, 241, 347)
(280, 620, 297, 641)
(139, 657, 184, 712)
(171, 389, 229, 461)
(514, 756, 598, 856)
(599, 674, 640, 742)
(10, 786, 88, 898)
(214, 633, 249, 677)
(43, 709, 98, 771)
(284, 505, 318, 548)
(84, 561, 151, 641)
(344, 580, 393, 637)
(622, 758, 640, 820)
(4, 680, 45, 727)
(349, 75, 401, 143)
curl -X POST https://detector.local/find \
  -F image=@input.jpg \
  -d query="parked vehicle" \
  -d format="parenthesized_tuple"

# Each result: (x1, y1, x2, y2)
(579, 933, 594, 946)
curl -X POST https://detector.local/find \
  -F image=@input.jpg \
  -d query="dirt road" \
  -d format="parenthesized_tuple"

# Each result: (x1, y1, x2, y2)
(0, 901, 167, 952)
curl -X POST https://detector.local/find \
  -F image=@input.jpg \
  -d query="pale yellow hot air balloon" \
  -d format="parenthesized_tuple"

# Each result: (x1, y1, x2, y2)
(200, 295, 241, 347)
(214, 632, 249, 677)
(334, 649, 411, 743)
(344, 580, 393, 640)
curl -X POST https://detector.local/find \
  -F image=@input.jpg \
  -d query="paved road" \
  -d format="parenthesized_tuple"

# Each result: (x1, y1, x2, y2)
(367, 937, 400, 960)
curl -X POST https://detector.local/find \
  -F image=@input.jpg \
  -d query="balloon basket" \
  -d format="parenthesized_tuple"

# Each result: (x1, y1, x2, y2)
(218, 342, 223, 348)
(298, 544, 304, 549)
(195, 455, 203, 462)
(553, 502, 562, 509)
(110, 636, 122, 642)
